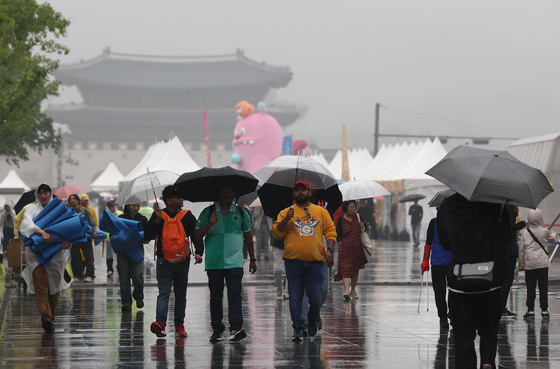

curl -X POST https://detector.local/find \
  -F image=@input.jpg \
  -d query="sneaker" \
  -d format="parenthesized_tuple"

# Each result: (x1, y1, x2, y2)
(343, 292, 351, 301)
(292, 327, 304, 343)
(84, 276, 93, 283)
(210, 329, 224, 342)
(523, 310, 535, 319)
(502, 309, 517, 319)
(229, 329, 247, 342)
(61, 279, 73, 291)
(74, 277, 83, 283)
(150, 321, 167, 337)
(542, 310, 550, 319)
(175, 324, 188, 337)
(351, 290, 359, 299)
(276, 287, 282, 297)
(317, 317, 322, 331)
(41, 318, 55, 333)
(136, 300, 144, 309)
(107, 270, 113, 276)
(308, 319, 318, 337)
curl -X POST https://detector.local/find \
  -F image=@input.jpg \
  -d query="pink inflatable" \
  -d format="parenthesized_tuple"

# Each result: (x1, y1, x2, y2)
(231, 102, 284, 173)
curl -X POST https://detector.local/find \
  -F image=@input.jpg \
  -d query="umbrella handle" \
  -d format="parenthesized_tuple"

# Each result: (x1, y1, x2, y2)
(417, 272, 424, 313)
(146, 167, 159, 209)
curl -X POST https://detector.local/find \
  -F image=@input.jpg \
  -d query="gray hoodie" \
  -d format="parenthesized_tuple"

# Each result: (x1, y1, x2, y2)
(519, 209, 558, 271)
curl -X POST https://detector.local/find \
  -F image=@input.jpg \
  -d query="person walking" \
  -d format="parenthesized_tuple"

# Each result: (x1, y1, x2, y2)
(409, 199, 423, 247)
(253, 206, 272, 260)
(146, 186, 203, 338)
(0, 204, 15, 254)
(79, 193, 98, 282)
(421, 215, 452, 328)
(334, 200, 367, 301)
(518, 208, 558, 319)
(437, 193, 512, 369)
(272, 180, 336, 342)
(104, 199, 122, 276)
(117, 198, 150, 312)
(67, 194, 97, 283)
(195, 184, 257, 342)
(20, 183, 73, 332)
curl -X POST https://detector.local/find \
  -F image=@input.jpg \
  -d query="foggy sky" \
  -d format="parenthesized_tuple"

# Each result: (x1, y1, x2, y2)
(45, 0, 560, 152)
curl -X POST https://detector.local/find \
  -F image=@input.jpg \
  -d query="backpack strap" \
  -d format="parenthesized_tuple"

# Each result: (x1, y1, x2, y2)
(527, 228, 549, 256)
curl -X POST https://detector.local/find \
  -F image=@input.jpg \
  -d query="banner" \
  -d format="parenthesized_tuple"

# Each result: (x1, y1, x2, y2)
(203, 109, 212, 168)
(282, 135, 293, 156)
(341, 125, 351, 181)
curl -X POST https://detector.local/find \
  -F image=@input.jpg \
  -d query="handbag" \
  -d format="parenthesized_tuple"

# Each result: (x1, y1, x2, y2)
(357, 213, 372, 249)
(452, 261, 494, 288)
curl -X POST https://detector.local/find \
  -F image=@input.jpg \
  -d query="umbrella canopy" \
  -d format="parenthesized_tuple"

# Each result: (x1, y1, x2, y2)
(254, 156, 342, 218)
(339, 180, 390, 201)
(398, 193, 426, 203)
(426, 145, 554, 209)
(53, 185, 85, 199)
(117, 170, 179, 207)
(14, 188, 36, 214)
(254, 156, 338, 190)
(174, 166, 258, 202)
(249, 197, 261, 208)
(428, 188, 456, 208)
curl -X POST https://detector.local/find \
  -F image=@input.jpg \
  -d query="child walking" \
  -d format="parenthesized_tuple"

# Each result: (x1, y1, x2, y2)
(519, 208, 558, 319)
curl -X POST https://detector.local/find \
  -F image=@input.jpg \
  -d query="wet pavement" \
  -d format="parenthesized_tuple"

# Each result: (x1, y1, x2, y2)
(1, 240, 560, 368)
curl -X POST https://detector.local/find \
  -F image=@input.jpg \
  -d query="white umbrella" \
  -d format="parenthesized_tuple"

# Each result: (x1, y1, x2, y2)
(117, 170, 179, 207)
(339, 180, 390, 201)
(249, 197, 262, 208)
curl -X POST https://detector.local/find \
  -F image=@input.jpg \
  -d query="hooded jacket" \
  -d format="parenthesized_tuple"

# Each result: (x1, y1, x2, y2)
(518, 209, 557, 271)
(437, 193, 512, 292)
(79, 194, 98, 227)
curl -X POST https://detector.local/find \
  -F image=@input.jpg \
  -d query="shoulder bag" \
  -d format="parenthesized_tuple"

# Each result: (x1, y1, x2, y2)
(357, 213, 372, 250)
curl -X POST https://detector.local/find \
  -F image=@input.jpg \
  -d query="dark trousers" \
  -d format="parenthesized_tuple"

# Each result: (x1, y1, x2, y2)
(207, 268, 244, 332)
(431, 265, 449, 320)
(118, 253, 144, 307)
(2, 226, 13, 253)
(448, 288, 502, 369)
(525, 267, 548, 311)
(71, 241, 94, 278)
(155, 257, 189, 326)
(501, 256, 517, 311)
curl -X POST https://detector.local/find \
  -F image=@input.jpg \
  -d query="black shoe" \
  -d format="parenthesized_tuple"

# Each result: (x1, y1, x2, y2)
(523, 310, 535, 319)
(308, 319, 318, 337)
(210, 329, 224, 342)
(292, 328, 304, 343)
(439, 318, 449, 328)
(502, 309, 517, 319)
(229, 329, 247, 342)
(41, 318, 55, 333)
(136, 300, 144, 309)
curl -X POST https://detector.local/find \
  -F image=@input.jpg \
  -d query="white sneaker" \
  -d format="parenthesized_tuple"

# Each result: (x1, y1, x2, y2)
(62, 279, 73, 291)
(84, 276, 93, 283)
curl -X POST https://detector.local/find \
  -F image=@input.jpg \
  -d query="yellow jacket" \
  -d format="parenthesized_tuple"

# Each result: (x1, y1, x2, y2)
(273, 203, 336, 262)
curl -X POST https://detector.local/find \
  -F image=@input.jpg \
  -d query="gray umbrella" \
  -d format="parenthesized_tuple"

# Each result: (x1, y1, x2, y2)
(425, 146, 554, 209)
(398, 193, 426, 203)
(428, 188, 456, 208)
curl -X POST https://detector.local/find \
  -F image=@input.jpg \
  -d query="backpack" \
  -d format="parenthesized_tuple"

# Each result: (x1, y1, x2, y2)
(161, 209, 190, 264)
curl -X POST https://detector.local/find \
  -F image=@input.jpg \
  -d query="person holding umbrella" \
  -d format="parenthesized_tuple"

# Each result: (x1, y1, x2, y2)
(272, 180, 336, 342)
(409, 199, 423, 247)
(19, 183, 73, 333)
(195, 184, 257, 342)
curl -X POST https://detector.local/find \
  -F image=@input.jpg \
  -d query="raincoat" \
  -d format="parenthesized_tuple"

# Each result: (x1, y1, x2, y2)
(80, 194, 98, 227)
(518, 209, 558, 271)
(20, 184, 68, 295)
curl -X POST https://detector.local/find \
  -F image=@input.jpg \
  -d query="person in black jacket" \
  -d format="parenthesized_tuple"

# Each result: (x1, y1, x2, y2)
(117, 197, 151, 311)
(437, 193, 512, 369)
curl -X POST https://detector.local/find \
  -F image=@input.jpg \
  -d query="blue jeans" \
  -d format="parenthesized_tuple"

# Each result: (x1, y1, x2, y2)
(301, 263, 330, 323)
(285, 260, 325, 329)
(411, 221, 421, 244)
(207, 268, 244, 331)
(155, 256, 190, 327)
(117, 252, 144, 307)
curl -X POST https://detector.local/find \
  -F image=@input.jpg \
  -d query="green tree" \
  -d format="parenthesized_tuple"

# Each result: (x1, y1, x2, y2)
(0, 0, 70, 165)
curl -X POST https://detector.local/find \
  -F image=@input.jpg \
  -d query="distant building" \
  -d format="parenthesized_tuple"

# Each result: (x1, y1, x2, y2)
(45, 48, 307, 151)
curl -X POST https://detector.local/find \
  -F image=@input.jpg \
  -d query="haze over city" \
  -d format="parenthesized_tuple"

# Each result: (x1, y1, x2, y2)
(45, 0, 560, 152)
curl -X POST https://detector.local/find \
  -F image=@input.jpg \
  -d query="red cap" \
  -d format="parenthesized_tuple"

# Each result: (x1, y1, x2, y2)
(293, 180, 310, 190)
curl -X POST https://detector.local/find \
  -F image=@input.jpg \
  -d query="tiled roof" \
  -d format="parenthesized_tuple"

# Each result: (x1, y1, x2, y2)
(54, 49, 293, 89)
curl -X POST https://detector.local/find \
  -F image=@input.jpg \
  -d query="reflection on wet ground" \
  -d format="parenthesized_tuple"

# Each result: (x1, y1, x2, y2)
(1, 240, 560, 368)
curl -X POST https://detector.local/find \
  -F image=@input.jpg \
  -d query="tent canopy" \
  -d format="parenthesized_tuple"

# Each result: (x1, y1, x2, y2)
(0, 170, 30, 191)
(90, 161, 124, 192)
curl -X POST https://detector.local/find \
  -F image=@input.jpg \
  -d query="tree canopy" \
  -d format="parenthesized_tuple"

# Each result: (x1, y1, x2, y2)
(0, 0, 70, 165)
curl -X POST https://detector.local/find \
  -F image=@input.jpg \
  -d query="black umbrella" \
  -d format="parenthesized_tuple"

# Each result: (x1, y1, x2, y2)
(257, 183, 343, 219)
(398, 193, 426, 203)
(14, 188, 36, 214)
(428, 189, 456, 208)
(174, 166, 258, 202)
(426, 146, 554, 209)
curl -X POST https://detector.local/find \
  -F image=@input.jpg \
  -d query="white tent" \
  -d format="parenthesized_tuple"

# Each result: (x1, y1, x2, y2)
(90, 161, 124, 192)
(0, 170, 30, 191)
(327, 148, 374, 180)
(309, 152, 329, 168)
(122, 136, 200, 182)
(508, 132, 560, 230)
